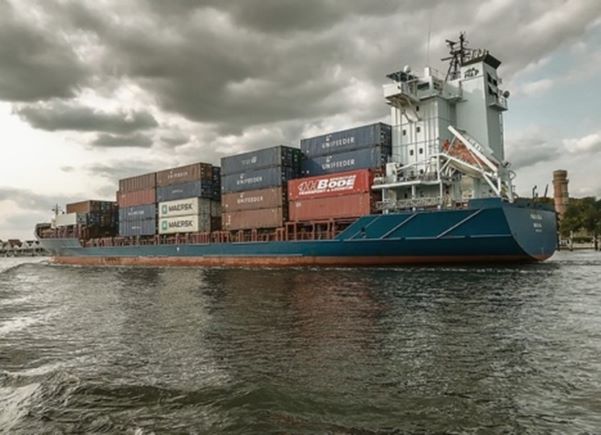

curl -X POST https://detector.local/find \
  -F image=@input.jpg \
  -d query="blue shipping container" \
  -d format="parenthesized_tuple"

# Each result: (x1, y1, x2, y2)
(221, 145, 302, 175)
(301, 146, 390, 176)
(118, 204, 156, 222)
(221, 166, 300, 193)
(119, 218, 156, 237)
(300, 123, 391, 157)
(157, 180, 214, 202)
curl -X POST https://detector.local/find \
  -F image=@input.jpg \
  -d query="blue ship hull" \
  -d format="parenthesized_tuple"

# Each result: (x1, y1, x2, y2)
(39, 198, 557, 266)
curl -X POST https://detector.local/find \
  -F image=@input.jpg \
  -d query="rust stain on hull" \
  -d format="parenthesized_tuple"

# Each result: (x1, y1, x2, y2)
(51, 255, 538, 267)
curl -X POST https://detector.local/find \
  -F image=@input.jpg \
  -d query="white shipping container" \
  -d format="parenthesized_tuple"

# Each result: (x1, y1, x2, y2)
(54, 212, 83, 227)
(158, 197, 212, 218)
(158, 214, 211, 234)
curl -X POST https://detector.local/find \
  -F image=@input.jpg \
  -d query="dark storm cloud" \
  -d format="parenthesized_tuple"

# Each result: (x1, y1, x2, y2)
(15, 101, 158, 133)
(91, 133, 154, 148)
(160, 133, 190, 147)
(0, 0, 88, 101)
(0, 187, 79, 212)
(1, 0, 600, 143)
(85, 161, 162, 181)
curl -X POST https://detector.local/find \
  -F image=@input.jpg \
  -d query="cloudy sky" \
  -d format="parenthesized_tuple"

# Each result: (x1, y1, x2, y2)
(1, 0, 600, 240)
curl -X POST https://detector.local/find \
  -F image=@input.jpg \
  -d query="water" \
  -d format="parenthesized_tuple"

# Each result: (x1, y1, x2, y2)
(1, 252, 600, 434)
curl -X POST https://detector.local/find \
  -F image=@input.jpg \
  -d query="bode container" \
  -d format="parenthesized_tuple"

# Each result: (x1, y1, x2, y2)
(156, 162, 213, 187)
(289, 192, 374, 222)
(117, 188, 156, 208)
(158, 214, 211, 234)
(156, 180, 214, 202)
(222, 207, 285, 231)
(119, 204, 156, 221)
(221, 145, 302, 175)
(301, 146, 390, 176)
(158, 197, 213, 218)
(300, 123, 392, 157)
(221, 166, 299, 193)
(288, 169, 373, 201)
(118, 172, 156, 193)
(221, 187, 286, 212)
(119, 218, 156, 237)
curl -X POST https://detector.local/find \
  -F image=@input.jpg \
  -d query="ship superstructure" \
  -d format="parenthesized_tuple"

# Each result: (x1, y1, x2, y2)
(374, 33, 515, 211)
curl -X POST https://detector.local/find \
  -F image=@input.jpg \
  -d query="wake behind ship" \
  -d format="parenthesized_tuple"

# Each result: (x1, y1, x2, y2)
(36, 34, 557, 266)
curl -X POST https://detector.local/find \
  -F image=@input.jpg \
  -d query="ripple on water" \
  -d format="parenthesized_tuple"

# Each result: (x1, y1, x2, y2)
(0, 252, 600, 433)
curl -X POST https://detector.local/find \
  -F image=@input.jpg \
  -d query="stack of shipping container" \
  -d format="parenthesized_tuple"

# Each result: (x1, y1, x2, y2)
(117, 172, 157, 237)
(156, 163, 221, 235)
(54, 200, 118, 237)
(288, 123, 392, 222)
(221, 146, 302, 230)
(300, 123, 391, 176)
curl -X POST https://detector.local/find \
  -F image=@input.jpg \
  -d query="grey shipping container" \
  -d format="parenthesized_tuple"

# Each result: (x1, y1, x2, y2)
(300, 123, 392, 157)
(221, 145, 302, 175)
(221, 166, 300, 193)
(301, 146, 390, 176)
(157, 180, 214, 202)
(119, 204, 156, 221)
(119, 218, 156, 237)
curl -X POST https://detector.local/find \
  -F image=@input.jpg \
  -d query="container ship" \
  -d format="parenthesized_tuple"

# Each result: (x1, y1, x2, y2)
(36, 35, 557, 266)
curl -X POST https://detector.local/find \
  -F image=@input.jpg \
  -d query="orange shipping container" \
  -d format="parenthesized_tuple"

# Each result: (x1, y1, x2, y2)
(117, 188, 156, 208)
(119, 172, 156, 193)
(222, 207, 285, 231)
(289, 193, 373, 222)
(221, 187, 286, 212)
(288, 169, 373, 201)
(156, 162, 213, 187)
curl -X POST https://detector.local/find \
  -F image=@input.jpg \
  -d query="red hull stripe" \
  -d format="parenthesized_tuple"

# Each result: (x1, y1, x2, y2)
(51, 254, 543, 267)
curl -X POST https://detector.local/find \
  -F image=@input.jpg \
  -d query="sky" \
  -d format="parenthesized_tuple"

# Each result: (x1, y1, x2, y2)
(1, 0, 600, 240)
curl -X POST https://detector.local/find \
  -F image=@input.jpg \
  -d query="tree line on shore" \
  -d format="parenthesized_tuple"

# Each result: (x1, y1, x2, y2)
(560, 197, 601, 250)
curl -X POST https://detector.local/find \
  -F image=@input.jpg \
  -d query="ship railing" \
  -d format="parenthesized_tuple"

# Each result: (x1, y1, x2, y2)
(377, 197, 443, 211)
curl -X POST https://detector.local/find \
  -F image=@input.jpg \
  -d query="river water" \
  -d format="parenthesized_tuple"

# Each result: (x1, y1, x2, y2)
(0, 252, 600, 434)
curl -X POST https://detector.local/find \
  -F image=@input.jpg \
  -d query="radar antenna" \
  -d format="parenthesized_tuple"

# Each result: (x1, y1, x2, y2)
(442, 32, 468, 82)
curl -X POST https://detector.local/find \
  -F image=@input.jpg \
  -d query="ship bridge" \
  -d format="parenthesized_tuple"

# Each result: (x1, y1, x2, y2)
(375, 33, 514, 212)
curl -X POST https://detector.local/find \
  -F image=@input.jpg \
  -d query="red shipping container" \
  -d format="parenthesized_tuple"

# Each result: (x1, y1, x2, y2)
(222, 207, 285, 231)
(289, 192, 373, 222)
(287, 169, 373, 201)
(221, 187, 286, 212)
(119, 172, 156, 193)
(117, 188, 156, 208)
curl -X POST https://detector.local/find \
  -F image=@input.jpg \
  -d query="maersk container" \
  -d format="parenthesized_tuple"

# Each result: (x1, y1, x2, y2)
(301, 146, 390, 176)
(156, 162, 213, 187)
(221, 166, 300, 194)
(222, 207, 285, 231)
(288, 169, 373, 201)
(158, 214, 211, 234)
(119, 204, 156, 221)
(289, 192, 373, 222)
(119, 218, 156, 237)
(300, 123, 392, 157)
(221, 145, 302, 175)
(119, 172, 156, 193)
(156, 180, 214, 202)
(117, 188, 156, 208)
(158, 197, 212, 218)
(221, 187, 286, 212)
